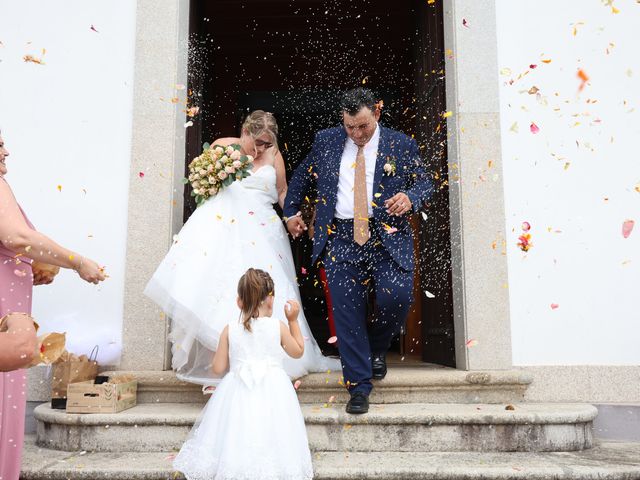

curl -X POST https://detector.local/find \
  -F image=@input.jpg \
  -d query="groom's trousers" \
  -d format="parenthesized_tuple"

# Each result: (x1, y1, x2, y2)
(322, 218, 414, 396)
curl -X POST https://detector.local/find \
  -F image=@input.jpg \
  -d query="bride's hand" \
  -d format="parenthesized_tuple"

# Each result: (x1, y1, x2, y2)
(286, 212, 307, 239)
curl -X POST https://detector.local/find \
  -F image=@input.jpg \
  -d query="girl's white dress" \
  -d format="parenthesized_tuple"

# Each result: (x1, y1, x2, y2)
(144, 164, 340, 384)
(173, 316, 313, 480)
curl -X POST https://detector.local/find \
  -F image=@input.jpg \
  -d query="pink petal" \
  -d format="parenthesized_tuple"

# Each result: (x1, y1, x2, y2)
(622, 219, 635, 238)
(327, 336, 338, 344)
(293, 380, 302, 390)
(522, 221, 531, 232)
(530, 122, 540, 134)
(550, 303, 559, 310)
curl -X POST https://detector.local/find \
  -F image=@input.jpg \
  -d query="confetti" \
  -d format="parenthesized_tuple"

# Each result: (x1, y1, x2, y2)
(138, 172, 145, 178)
(550, 303, 559, 310)
(90, 25, 99, 33)
(293, 380, 302, 390)
(301, 267, 307, 275)
(186, 106, 200, 117)
(521, 221, 531, 232)
(517, 233, 532, 252)
(57, 185, 62, 192)
(622, 219, 634, 238)
(442, 111, 453, 118)
(577, 69, 589, 92)
(184, 121, 193, 128)
(424, 290, 435, 298)
(462, 18, 469, 28)
(466, 339, 478, 348)
(23, 54, 45, 65)
(327, 336, 338, 344)
(530, 122, 540, 134)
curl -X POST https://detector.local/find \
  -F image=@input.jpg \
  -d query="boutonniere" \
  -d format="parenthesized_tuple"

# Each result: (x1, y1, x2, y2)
(383, 157, 396, 176)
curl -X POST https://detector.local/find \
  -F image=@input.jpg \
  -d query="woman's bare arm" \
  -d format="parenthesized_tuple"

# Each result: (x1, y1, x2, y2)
(274, 150, 288, 209)
(0, 180, 105, 283)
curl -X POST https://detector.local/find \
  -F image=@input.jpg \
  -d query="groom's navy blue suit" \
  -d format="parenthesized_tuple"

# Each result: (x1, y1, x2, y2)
(284, 125, 433, 395)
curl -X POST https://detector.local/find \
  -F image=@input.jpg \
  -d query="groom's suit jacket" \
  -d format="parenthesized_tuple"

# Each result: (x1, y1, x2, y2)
(284, 125, 434, 271)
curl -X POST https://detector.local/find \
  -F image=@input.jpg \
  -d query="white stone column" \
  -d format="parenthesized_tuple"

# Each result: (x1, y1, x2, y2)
(443, 0, 513, 369)
(119, 0, 190, 370)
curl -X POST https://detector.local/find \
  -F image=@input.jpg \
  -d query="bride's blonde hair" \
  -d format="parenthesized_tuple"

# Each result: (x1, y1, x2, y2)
(242, 110, 279, 150)
(237, 268, 275, 332)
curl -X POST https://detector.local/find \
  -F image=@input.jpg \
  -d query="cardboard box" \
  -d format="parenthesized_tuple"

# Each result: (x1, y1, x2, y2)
(66, 379, 137, 414)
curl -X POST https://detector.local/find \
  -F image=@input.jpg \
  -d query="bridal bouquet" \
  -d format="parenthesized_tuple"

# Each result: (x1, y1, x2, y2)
(184, 143, 254, 206)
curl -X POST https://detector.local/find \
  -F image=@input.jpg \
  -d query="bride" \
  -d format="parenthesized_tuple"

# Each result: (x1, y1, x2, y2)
(145, 110, 340, 385)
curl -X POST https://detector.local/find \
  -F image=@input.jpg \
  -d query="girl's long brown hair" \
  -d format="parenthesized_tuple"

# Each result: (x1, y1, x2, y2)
(237, 268, 275, 331)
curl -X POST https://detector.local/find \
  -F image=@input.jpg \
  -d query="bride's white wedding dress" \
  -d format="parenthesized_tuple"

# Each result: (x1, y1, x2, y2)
(144, 163, 340, 384)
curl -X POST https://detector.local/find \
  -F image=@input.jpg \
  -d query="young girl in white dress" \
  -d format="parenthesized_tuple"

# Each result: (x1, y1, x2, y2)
(173, 268, 313, 480)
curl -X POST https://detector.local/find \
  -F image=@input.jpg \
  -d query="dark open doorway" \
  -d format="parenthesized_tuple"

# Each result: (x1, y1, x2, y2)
(185, 0, 455, 367)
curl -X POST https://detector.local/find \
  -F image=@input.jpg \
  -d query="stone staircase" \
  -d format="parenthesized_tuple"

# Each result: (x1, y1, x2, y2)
(21, 366, 640, 479)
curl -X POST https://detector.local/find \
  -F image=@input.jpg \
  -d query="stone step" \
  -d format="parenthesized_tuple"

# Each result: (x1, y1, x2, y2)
(101, 367, 533, 405)
(21, 436, 640, 480)
(35, 402, 596, 453)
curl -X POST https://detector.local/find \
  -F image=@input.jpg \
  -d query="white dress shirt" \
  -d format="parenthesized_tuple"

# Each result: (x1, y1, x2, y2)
(334, 124, 380, 219)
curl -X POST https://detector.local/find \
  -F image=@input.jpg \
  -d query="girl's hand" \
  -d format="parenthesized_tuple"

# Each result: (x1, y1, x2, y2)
(284, 300, 300, 323)
(76, 257, 107, 284)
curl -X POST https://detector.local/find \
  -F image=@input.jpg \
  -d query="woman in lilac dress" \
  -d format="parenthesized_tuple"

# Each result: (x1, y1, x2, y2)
(0, 132, 106, 480)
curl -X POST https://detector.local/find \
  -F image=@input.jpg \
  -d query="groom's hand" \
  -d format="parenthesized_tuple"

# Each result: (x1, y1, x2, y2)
(286, 212, 307, 238)
(385, 192, 412, 216)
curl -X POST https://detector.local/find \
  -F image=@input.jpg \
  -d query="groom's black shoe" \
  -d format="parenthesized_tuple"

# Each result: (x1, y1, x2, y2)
(372, 353, 387, 380)
(346, 392, 369, 414)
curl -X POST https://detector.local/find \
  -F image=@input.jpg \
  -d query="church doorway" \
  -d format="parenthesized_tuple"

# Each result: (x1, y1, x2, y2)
(184, 0, 455, 367)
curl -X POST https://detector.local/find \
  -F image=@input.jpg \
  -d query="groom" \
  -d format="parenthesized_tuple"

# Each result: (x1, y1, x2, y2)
(284, 88, 434, 414)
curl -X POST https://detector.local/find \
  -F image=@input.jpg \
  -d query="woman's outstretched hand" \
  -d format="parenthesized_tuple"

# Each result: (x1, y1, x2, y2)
(76, 257, 107, 284)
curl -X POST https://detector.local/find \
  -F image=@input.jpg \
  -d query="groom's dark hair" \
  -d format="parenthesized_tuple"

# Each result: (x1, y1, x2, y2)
(340, 88, 377, 116)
